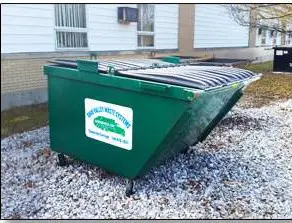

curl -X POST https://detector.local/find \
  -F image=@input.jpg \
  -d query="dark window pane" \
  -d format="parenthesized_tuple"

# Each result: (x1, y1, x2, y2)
(138, 35, 154, 47)
(56, 31, 88, 48)
(138, 4, 154, 32)
(55, 4, 86, 28)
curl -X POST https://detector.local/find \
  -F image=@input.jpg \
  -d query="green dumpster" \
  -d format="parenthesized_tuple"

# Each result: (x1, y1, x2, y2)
(44, 59, 260, 195)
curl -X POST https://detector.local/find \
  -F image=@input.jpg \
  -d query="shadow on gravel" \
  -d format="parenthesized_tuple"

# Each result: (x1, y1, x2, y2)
(52, 111, 266, 199)
(130, 113, 271, 199)
(134, 149, 251, 199)
(22, 110, 271, 206)
(61, 157, 118, 182)
(218, 113, 265, 131)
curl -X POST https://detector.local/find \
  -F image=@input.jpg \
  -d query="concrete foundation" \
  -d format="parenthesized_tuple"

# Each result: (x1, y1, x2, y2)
(1, 88, 48, 111)
(190, 47, 274, 63)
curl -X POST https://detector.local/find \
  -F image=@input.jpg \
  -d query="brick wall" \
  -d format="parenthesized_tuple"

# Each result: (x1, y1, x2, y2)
(0, 56, 93, 94)
(1, 51, 182, 95)
(1, 58, 48, 94)
(0, 55, 130, 94)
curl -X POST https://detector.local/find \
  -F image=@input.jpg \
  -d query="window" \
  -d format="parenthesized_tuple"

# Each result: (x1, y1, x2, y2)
(137, 4, 155, 48)
(54, 4, 88, 49)
(261, 29, 267, 45)
(271, 31, 277, 45)
(287, 32, 292, 45)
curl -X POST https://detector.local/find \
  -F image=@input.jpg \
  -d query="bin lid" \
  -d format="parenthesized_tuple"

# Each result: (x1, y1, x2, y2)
(118, 65, 256, 89)
(273, 46, 292, 50)
(51, 59, 173, 71)
(48, 59, 257, 90)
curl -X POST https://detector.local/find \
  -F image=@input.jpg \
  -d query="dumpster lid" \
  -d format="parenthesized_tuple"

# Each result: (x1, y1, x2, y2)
(50, 58, 174, 71)
(117, 65, 256, 89)
(273, 46, 292, 50)
(48, 59, 257, 90)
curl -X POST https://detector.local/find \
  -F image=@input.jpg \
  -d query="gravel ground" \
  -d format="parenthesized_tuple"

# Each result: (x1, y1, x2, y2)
(1, 99, 292, 219)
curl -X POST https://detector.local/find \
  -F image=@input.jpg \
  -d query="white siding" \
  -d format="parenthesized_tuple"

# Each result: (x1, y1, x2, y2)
(154, 4, 178, 49)
(87, 4, 137, 51)
(1, 4, 55, 53)
(286, 33, 292, 46)
(266, 31, 271, 46)
(1, 4, 178, 53)
(87, 4, 178, 51)
(194, 4, 249, 48)
(276, 32, 282, 45)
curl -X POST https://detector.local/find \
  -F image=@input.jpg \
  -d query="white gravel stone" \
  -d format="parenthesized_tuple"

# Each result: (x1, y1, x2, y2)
(1, 99, 292, 219)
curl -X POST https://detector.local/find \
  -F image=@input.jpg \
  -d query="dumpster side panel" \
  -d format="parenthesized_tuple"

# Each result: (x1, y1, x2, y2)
(137, 85, 243, 176)
(47, 74, 189, 179)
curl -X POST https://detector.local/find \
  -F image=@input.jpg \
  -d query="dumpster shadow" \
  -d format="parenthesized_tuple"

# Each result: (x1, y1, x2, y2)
(218, 112, 265, 131)
(55, 111, 271, 199)
(133, 144, 268, 201)
(132, 111, 271, 198)
(134, 150, 234, 197)
(65, 158, 117, 181)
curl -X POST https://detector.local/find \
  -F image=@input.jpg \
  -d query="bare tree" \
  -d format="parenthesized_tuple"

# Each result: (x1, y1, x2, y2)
(222, 4, 292, 33)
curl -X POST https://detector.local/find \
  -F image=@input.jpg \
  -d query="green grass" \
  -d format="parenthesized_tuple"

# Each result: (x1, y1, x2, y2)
(239, 61, 292, 107)
(1, 103, 48, 138)
(243, 61, 273, 73)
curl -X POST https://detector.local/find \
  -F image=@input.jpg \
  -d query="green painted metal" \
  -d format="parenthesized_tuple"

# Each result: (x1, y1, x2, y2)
(197, 88, 243, 143)
(161, 56, 181, 64)
(44, 60, 249, 179)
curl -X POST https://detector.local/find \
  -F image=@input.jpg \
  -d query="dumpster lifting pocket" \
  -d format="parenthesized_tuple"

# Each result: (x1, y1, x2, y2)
(139, 82, 168, 92)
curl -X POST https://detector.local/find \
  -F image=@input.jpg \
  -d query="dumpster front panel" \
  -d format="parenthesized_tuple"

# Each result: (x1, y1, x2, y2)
(47, 72, 190, 179)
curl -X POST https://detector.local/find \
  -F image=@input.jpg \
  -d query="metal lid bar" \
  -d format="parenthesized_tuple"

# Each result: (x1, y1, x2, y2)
(117, 71, 208, 89)
(130, 68, 220, 87)
(157, 67, 230, 85)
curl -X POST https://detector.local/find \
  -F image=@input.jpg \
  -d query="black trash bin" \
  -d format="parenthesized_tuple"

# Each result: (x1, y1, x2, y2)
(273, 46, 292, 73)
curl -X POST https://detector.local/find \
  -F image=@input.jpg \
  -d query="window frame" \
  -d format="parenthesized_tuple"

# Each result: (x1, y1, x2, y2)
(260, 29, 267, 46)
(54, 4, 89, 50)
(286, 32, 292, 45)
(271, 30, 277, 45)
(137, 4, 155, 49)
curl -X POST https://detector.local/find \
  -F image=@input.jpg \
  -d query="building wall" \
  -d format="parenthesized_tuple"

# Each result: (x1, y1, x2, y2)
(1, 4, 287, 111)
(155, 4, 178, 50)
(1, 4, 179, 110)
(194, 4, 249, 48)
(1, 58, 47, 95)
(1, 4, 55, 53)
(276, 33, 282, 45)
(256, 29, 283, 47)
(286, 32, 292, 45)
(178, 4, 195, 54)
(190, 47, 274, 62)
(1, 4, 178, 53)
(1, 51, 179, 111)
(87, 4, 138, 51)
(1, 58, 50, 110)
(255, 29, 263, 46)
